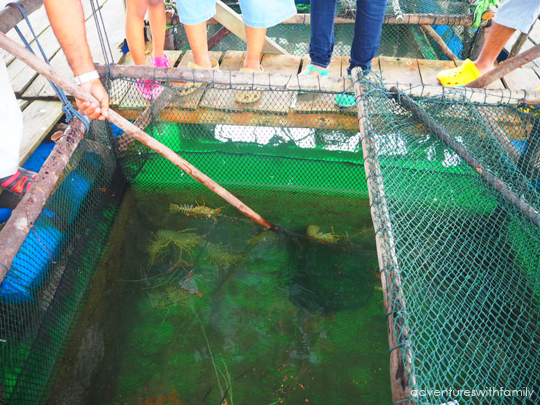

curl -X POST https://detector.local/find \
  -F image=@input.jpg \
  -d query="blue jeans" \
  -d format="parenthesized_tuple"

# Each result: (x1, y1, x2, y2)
(309, 0, 387, 73)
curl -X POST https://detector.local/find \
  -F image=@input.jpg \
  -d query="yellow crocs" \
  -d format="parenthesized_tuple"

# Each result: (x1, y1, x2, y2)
(436, 59, 481, 87)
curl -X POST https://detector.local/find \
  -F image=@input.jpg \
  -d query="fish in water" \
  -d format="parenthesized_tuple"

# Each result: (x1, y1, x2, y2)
(169, 203, 223, 219)
(306, 225, 343, 244)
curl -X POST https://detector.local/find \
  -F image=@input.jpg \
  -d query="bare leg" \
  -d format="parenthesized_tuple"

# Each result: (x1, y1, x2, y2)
(244, 25, 265, 70)
(126, 0, 148, 65)
(184, 23, 212, 68)
(475, 22, 516, 74)
(147, 0, 166, 58)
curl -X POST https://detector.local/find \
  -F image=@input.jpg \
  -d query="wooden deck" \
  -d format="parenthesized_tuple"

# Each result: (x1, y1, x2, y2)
(3, 0, 540, 167)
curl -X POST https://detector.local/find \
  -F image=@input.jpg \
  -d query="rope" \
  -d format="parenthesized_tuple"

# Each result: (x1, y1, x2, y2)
(89, 0, 114, 66)
(7, 2, 89, 132)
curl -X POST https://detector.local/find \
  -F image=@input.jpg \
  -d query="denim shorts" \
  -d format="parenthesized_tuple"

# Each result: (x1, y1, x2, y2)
(176, 0, 296, 28)
(494, 0, 540, 33)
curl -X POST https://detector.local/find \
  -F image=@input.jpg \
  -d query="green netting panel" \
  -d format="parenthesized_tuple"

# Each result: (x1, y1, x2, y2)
(0, 123, 126, 403)
(173, 1, 478, 60)
(360, 75, 540, 403)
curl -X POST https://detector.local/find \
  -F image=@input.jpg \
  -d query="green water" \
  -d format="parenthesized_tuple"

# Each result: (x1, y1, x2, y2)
(57, 186, 391, 405)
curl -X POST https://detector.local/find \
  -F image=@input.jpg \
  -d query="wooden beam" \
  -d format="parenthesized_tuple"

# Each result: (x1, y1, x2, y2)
(281, 12, 492, 26)
(207, 25, 231, 51)
(353, 68, 413, 404)
(214, 0, 288, 55)
(0, 0, 43, 34)
(420, 25, 459, 62)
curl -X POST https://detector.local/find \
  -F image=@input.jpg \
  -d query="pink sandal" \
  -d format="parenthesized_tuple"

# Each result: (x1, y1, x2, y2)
(135, 55, 171, 101)
(0, 167, 37, 197)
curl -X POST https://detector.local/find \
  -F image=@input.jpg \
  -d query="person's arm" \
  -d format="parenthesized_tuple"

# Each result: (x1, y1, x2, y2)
(43, 0, 108, 120)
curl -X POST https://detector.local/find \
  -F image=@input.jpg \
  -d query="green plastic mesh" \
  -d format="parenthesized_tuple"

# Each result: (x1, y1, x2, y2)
(0, 123, 126, 403)
(359, 75, 540, 403)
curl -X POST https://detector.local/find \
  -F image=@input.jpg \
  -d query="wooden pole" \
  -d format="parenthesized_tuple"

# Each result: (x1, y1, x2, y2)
(0, 0, 43, 34)
(466, 43, 540, 88)
(390, 86, 540, 227)
(0, 119, 86, 283)
(0, 32, 274, 232)
(353, 69, 414, 404)
(420, 24, 459, 62)
(280, 12, 492, 26)
(207, 26, 231, 51)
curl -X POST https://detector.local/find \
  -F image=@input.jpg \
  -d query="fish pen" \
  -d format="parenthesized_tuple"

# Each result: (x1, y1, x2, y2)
(0, 0, 539, 404)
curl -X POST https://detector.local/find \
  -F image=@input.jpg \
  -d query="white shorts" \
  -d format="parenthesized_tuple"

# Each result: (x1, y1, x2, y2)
(494, 0, 540, 33)
(0, 58, 23, 178)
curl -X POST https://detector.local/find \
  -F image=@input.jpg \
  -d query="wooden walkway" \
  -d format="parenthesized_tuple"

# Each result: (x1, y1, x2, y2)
(3, 0, 540, 167)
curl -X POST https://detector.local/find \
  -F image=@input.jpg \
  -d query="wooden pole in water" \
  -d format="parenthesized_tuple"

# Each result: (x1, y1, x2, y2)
(0, 31, 274, 275)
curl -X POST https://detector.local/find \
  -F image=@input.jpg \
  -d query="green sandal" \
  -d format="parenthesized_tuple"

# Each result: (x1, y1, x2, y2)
(300, 64, 329, 77)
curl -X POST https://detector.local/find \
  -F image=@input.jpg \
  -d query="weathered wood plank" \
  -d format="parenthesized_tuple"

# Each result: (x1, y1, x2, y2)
(7, 0, 101, 96)
(23, 0, 121, 99)
(379, 56, 422, 85)
(243, 53, 301, 114)
(199, 50, 246, 111)
(172, 50, 222, 110)
(19, 100, 63, 163)
(417, 59, 457, 86)
(502, 66, 540, 90)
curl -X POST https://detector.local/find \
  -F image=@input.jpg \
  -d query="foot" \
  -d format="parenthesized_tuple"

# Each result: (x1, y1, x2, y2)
(436, 59, 482, 87)
(300, 64, 329, 76)
(0, 167, 37, 197)
(151, 54, 171, 69)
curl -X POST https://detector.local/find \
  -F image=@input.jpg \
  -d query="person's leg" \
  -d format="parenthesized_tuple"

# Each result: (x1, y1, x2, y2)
(348, 0, 387, 74)
(239, 0, 297, 71)
(244, 25, 265, 70)
(474, 22, 516, 74)
(175, 0, 216, 67)
(183, 23, 212, 68)
(147, 0, 166, 59)
(125, 0, 148, 65)
(308, 0, 337, 72)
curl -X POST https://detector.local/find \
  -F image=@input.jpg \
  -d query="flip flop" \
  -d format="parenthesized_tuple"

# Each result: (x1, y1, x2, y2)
(0, 167, 38, 197)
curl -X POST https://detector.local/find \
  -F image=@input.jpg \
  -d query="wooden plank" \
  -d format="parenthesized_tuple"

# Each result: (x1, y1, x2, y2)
(214, 0, 287, 55)
(379, 56, 421, 85)
(23, 0, 122, 99)
(172, 50, 223, 110)
(19, 100, 63, 163)
(7, 0, 101, 96)
(502, 66, 540, 90)
(18, 99, 29, 111)
(199, 50, 246, 111)
(243, 54, 301, 114)
(417, 59, 457, 86)
(294, 55, 344, 113)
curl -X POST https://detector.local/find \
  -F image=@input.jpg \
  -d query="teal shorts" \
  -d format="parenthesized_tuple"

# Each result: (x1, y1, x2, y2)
(176, 0, 296, 28)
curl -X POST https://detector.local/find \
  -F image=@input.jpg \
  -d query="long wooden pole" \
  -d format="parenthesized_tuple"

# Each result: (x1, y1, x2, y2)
(390, 86, 540, 227)
(466, 43, 540, 88)
(0, 32, 274, 231)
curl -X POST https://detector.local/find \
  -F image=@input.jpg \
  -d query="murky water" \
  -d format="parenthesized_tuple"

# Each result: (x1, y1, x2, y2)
(53, 187, 391, 405)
